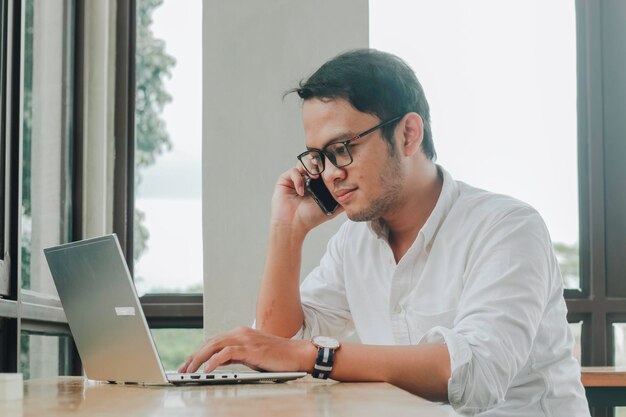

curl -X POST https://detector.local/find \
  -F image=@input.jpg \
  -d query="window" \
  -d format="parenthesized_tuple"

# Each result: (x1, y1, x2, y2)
(1, 0, 202, 378)
(133, 0, 203, 296)
(0, 0, 80, 377)
(131, 0, 204, 365)
(0, 0, 9, 298)
(20, 332, 72, 380)
(18, 0, 76, 378)
(20, 0, 74, 296)
(150, 328, 204, 371)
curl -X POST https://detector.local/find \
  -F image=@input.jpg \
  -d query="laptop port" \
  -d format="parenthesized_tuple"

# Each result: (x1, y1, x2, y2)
(222, 375, 228, 379)
(206, 375, 214, 379)
(190, 375, 201, 380)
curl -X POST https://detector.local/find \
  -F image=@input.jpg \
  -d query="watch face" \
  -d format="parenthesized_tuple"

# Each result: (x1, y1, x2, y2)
(313, 336, 340, 349)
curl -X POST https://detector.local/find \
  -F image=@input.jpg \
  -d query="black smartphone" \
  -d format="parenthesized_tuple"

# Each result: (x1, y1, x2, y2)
(305, 177, 339, 215)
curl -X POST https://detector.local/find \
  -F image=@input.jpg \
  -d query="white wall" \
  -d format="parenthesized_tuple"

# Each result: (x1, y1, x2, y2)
(202, 0, 369, 337)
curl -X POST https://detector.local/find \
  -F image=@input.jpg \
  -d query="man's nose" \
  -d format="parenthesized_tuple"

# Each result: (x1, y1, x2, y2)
(322, 155, 346, 184)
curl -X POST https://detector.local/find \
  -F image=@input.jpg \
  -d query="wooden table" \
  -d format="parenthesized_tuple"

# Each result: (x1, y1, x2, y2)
(0, 376, 460, 417)
(581, 367, 626, 408)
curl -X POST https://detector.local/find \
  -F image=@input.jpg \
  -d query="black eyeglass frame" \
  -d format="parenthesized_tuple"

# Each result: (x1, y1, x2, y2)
(297, 115, 403, 175)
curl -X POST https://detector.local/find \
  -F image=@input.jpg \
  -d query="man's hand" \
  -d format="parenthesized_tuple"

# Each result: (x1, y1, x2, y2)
(270, 167, 343, 234)
(178, 327, 317, 374)
(177, 327, 450, 402)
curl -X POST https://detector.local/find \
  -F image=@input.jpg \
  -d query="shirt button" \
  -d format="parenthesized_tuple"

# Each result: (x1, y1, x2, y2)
(392, 304, 403, 314)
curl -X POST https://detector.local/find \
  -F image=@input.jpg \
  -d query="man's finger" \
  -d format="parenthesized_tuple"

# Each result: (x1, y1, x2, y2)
(287, 168, 307, 196)
(184, 337, 228, 373)
(185, 328, 250, 372)
(204, 346, 247, 373)
(178, 356, 193, 373)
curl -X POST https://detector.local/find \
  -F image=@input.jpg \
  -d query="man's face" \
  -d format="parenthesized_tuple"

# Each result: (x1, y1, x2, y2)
(302, 98, 403, 222)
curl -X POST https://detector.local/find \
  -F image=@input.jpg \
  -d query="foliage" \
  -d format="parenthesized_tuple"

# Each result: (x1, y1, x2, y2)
(133, 208, 149, 266)
(19, 0, 175, 281)
(134, 0, 176, 262)
(20, 335, 30, 380)
(21, 0, 33, 218)
(135, 0, 175, 172)
(151, 328, 205, 371)
(20, 227, 31, 289)
(20, 0, 34, 289)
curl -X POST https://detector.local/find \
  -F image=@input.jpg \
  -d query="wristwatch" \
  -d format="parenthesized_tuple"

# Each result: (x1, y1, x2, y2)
(311, 336, 341, 379)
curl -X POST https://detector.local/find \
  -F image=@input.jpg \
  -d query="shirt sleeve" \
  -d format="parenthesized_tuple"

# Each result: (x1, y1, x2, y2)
(419, 206, 554, 414)
(292, 221, 355, 340)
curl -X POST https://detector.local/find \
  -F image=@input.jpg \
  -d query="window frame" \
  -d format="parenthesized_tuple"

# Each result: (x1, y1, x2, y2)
(0, 0, 8, 289)
(3, 0, 625, 395)
(569, 2, 626, 415)
(566, 0, 626, 371)
(0, 0, 81, 376)
(117, 0, 203, 331)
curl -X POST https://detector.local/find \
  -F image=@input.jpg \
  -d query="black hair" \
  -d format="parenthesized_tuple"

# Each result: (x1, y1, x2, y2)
(288, 49, 435, 160)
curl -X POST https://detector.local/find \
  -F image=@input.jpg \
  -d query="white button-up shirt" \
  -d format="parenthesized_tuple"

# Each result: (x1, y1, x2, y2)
(296, 166, 589, 417)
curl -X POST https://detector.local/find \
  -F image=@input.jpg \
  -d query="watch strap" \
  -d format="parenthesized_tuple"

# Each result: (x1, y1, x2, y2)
(312, 345, 335, 379)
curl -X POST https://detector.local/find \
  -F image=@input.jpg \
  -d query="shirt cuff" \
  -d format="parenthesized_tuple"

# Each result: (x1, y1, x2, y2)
(418, 326, 473, 409)
(251, 319, 308, 340)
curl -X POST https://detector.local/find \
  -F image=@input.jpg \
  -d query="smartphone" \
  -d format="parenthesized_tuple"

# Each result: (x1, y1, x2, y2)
(305, 177, 339, 215)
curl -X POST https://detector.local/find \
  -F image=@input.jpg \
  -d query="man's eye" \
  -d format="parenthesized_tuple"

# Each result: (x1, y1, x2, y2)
(330, 144, 349, 156)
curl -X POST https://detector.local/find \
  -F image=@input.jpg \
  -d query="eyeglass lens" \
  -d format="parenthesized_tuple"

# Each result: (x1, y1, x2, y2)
(301, 142, 353, 175)
(300, 152, 324, 175)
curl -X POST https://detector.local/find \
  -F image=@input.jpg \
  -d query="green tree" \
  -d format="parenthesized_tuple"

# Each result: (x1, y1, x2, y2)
(134, 0, 176, 262)
(20, 0, 34, 289)
(20, 0, 175, 284)
(151, 328, 205, 371)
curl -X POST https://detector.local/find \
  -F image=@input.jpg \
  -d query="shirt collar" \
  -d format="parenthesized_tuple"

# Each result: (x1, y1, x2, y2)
(420, 165, 459, 253)
(367, 165, 460, 253)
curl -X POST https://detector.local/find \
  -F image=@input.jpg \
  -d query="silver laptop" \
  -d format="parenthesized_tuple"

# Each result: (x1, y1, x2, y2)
(44, 234, 306, 385)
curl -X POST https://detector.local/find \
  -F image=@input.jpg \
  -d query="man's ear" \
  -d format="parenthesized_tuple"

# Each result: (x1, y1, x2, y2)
(399, 113, 424, 157)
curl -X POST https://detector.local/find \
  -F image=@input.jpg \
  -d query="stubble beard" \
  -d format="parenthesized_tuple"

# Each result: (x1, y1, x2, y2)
(346, 151, 403, 222)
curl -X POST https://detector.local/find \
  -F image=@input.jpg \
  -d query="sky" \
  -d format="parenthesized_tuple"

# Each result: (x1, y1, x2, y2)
(136, 0, 203, 201)
(134, 0, 203, 295)
(135, 0, 579, 293)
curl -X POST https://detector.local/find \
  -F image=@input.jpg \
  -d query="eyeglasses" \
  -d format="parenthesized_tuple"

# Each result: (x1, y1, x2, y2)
(297, 116, 402, 176)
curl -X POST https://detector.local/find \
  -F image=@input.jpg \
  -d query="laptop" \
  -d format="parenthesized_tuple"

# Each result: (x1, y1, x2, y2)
(43, 234, 306, 385)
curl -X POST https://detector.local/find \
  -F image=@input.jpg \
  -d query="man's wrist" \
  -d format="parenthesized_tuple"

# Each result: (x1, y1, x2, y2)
(297, 339, 318, 373)
(269, 221, 309, 242)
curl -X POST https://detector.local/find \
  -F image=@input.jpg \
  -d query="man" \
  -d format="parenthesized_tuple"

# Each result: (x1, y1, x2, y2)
(180, 49, 590, 416)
